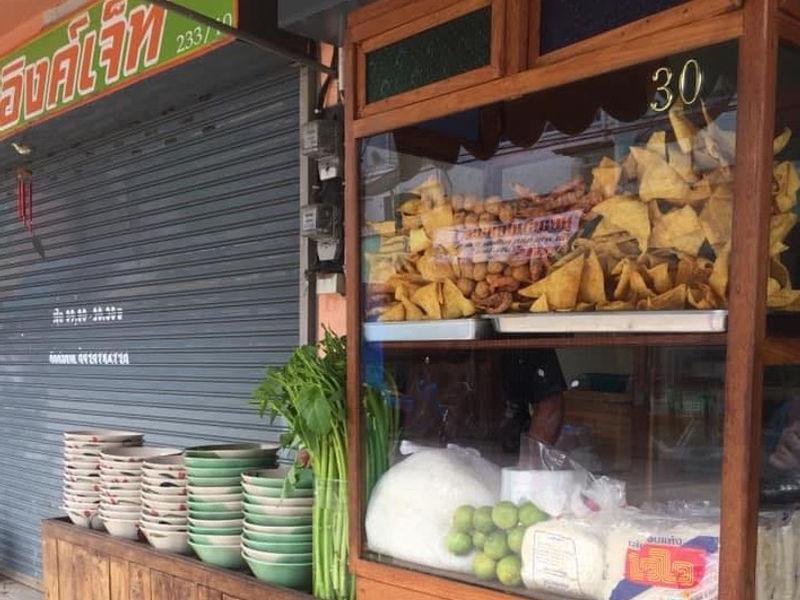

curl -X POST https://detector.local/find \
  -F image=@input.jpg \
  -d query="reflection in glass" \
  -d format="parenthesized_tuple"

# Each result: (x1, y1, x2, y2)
(363, 345, 725, 598)
(769, 43, 800, 316)
(361, 43, 738, 325)
(757, 363, 800, 600)
(756, 42, 800, 600)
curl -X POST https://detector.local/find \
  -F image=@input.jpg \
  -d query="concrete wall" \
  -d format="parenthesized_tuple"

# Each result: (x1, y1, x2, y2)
(0, 0, 90, 57)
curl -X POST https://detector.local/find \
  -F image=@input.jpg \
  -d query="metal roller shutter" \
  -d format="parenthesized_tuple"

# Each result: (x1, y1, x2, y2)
(0, 68, 299, 579)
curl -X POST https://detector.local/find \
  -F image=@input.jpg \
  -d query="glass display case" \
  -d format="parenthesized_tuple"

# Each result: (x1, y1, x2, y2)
(360, 42, 749, 341)
(362, 344, 725, 598)
(344, 2, 800, 600)
(354, 42, 743, 599)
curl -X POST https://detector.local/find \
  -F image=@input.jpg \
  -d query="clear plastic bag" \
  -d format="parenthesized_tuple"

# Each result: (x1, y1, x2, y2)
(365, 446, 501, 573)
(511, 434, 626, 518)
(515, 437, 725, 600)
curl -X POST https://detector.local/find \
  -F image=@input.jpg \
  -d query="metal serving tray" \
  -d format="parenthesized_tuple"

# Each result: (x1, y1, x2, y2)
(363, 319, 491, 342)
(486, 310, 728, 334)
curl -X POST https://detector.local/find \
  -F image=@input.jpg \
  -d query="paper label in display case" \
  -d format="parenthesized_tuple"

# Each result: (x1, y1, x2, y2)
(530, 530, 584, 595)
(435, 209, 584, 263)
(608, 535, 719, 600)
(624, 543, 708, 589)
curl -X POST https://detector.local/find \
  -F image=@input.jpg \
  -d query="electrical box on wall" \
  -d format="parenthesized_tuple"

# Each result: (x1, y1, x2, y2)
(301, 203, 336, 238)
(300, 119, 341, 160)
(300, 108, 344, 273)
(301, 202, 343, 266)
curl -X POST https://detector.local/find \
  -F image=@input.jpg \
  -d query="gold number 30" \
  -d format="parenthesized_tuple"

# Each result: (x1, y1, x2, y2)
(650, 59, 704, 113)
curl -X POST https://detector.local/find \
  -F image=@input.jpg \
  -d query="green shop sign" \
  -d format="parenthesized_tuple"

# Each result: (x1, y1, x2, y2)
(0, 0, 237, 139)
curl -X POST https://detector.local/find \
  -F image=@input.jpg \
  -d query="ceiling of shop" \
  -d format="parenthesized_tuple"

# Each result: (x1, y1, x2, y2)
(0, 40, 289, 171)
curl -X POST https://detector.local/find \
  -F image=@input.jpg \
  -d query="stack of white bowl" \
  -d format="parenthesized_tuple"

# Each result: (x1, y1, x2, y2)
(62, 430, 143, 529)
(140, 454, 190, 554)
(99, 447, 179, 539)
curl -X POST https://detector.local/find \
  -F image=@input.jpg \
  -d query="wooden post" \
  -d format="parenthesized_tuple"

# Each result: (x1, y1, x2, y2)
(719, 0, 778, 598)
(344, 23, 365, 573)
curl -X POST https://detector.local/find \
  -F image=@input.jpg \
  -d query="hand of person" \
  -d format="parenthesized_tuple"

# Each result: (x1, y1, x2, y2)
(770, 421, 800, 470)
(529, 393, 564, 446)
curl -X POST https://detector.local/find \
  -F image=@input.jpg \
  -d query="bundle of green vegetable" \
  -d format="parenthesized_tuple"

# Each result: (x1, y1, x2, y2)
(253, 330, 397, 600)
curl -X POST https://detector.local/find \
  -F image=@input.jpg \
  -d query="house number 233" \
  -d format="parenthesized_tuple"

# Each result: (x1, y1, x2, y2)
(650, 59, 704, 112)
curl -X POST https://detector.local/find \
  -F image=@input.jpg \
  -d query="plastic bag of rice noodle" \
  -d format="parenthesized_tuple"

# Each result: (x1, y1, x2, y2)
(604, 509, 720, 600)
(791, 511, 800, 600)
(770, 508, 800, 600)
(775, 511, 797, 600)
(520, 517, 608, 600)
(757, 513, 779, 600)
(365, 446, 501, 573)
(756, 508, 800, 600)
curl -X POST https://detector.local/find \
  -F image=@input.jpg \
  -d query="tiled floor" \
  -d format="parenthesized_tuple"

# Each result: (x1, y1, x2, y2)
(0, 577, 41, 600)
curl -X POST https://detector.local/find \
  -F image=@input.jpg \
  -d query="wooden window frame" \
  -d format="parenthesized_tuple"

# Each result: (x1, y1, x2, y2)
(354, 0, 507, 119)
(781, 0, 800, 21)
(349, 10, 743, 138)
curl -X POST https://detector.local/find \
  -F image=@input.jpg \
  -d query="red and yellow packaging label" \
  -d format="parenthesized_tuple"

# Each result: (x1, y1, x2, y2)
(624, 543, 707, 589)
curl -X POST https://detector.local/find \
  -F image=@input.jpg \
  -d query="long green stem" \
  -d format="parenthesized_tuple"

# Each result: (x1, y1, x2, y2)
(252, 331, 393, 600)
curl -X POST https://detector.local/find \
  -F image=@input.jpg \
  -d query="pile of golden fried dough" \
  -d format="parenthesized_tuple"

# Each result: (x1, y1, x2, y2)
(365, 102, 800, 321)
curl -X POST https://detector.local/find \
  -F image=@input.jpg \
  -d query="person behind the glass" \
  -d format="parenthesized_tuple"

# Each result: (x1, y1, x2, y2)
(498, 348, 567, 453)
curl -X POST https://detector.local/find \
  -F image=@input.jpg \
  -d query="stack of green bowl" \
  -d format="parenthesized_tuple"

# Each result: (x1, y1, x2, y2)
(240, 466, 314, 591)
(186, 443, 278, 570)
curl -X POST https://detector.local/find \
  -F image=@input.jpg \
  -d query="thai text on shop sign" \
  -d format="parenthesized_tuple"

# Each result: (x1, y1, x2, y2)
(0, 0, 237, 139)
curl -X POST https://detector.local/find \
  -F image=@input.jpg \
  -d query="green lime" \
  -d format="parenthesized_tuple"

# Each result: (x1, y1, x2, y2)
(453, 505, 475, 533)
(484, 530, 509, 560)
(446, 530, 473, 556)
(473, 506, 495, 533)
(507, 526, 526, 554)
(497, 555, 522, 586)
(492, 501, 519, 530)
(472, 530, 487, 549)
(519, 501, 549, 526)
(472, 552, 496, 581)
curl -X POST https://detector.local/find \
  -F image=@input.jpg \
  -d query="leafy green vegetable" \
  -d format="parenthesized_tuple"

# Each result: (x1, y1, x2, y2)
(252, 329, 398, 600)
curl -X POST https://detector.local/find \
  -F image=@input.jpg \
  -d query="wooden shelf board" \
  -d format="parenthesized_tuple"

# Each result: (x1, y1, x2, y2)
(372, 332, 726, 351)
(764, 337, 800, 365)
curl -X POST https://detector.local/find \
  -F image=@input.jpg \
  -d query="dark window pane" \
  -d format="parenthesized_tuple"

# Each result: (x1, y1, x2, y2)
(365, 7, 491, 104)
(540, 0, 689, 54)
